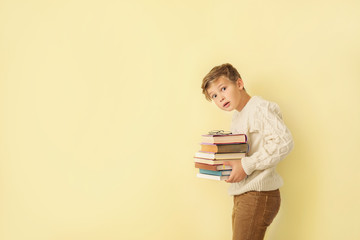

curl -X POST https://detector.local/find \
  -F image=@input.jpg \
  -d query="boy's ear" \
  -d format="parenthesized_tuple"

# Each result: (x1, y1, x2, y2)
(236, 78, 245, 90)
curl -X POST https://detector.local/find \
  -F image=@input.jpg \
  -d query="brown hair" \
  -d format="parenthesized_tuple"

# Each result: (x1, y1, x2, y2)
(201, 63, 242, 101)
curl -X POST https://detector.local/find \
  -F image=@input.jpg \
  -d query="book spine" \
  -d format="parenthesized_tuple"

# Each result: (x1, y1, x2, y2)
(196, 173, 229, 181)
(196, 151, 246, 159)
(194, 162, 232, 171)
(194, 157, 242, 165)
(199, 169, 231, 176)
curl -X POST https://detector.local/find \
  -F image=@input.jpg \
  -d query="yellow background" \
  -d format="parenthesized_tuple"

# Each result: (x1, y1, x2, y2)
(1, 0, 359, 239)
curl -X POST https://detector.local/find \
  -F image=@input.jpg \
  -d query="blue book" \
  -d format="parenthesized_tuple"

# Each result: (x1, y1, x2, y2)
(199, 169, 231, 176)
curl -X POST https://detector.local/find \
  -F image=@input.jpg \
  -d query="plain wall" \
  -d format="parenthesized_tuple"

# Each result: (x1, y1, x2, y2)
(1, 0, 360, 239)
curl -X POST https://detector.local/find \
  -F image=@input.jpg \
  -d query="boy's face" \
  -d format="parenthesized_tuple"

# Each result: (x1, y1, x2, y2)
(207, 76, 245, 112)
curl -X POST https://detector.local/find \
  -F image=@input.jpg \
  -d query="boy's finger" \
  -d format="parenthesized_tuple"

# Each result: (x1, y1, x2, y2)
(223, 161, 232, 166)
(226, 171, 235, 183)
(226, 177, 233, 183)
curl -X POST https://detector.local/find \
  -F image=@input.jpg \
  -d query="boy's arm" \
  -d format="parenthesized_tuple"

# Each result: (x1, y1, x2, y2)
(241, 102, 294, 176)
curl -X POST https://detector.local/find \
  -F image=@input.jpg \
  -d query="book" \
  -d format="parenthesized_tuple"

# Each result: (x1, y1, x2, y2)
(201, 134, 247, 144)
(200, 143, 249, 153)
(197, 173, 229, 181)
(195, 162, 232, 171)
(195, 151, 246, 160)
(194, 157, 242, 165)
(199, 169, 231, 176)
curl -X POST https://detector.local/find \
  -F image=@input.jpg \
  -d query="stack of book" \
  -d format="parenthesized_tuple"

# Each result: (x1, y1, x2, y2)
(194, 133, 248, 181)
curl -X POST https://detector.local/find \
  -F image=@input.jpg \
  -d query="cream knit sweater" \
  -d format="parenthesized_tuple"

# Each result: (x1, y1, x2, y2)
(228, 96, 294, 196)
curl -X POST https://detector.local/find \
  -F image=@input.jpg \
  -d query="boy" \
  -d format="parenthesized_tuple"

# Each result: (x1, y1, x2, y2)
(201, 63, 294, 240)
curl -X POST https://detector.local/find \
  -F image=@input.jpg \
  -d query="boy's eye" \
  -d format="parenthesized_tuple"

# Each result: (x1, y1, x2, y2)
(221, 87, 226, 91)
(212, 94, 217, 99)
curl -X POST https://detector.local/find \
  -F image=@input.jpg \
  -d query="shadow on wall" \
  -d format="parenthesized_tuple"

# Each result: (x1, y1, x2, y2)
(248, 73, 321, 239)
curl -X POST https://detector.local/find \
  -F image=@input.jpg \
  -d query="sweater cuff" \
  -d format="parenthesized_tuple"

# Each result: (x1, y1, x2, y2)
(241, 157, 256, 175)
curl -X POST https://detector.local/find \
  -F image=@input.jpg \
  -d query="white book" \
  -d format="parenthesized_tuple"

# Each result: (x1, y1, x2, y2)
(195, 151, 246, 160)
(196, 173, 229, 181)
(194, 157, 241, 165)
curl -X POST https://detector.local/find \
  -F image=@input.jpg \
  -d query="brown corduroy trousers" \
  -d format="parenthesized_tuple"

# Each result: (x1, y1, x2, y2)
(232, 189, 281, 240)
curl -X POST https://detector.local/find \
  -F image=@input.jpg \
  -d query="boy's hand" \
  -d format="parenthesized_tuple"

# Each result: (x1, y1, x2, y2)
(224, 160, 247, 183)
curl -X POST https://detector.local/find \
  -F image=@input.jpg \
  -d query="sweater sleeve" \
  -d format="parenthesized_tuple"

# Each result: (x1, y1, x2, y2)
(241, 101, 294, 176)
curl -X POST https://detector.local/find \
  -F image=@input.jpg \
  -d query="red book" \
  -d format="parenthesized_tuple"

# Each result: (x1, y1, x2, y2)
(195, 162, 232, 171)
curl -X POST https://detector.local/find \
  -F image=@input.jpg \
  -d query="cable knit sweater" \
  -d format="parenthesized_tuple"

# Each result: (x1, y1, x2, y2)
(228, 96, 294, 196)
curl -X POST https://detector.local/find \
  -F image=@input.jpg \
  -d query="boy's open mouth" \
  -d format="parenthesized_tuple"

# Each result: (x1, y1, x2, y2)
(223, 102, 230, 108)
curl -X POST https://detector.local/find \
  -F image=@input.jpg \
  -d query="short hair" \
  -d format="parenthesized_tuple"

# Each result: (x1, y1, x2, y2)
(201, 63, 242, 101)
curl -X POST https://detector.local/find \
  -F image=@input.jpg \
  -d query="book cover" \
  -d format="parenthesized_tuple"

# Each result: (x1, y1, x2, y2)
(195, 151, 246, 160)
(200, 143, 249, 153)
(199, 169, 231, 176)
(196, 173, 229, 181)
